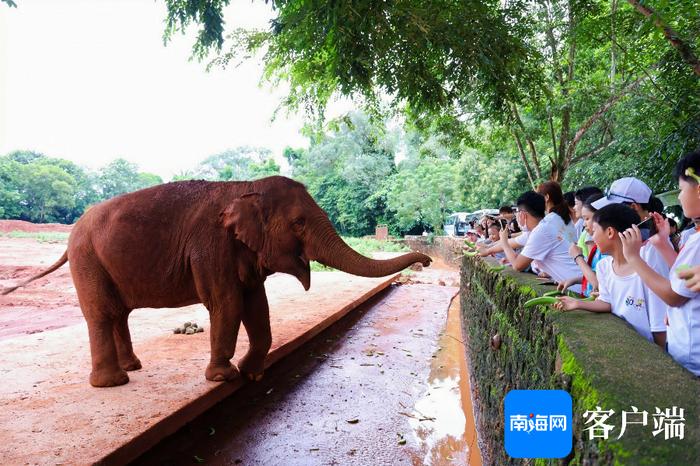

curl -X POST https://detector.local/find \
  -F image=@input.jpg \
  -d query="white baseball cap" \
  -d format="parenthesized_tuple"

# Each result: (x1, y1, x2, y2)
(592, 177, 652, 210)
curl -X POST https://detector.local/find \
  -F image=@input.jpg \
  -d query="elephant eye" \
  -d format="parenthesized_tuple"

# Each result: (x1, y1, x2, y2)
(293, 218, 305, 227)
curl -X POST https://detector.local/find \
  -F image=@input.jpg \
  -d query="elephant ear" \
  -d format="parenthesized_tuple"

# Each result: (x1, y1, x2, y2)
(220, 193, 264, 252)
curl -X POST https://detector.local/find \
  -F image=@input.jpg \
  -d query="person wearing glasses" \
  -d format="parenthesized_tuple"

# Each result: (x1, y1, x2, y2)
(499, 189, 581, 288)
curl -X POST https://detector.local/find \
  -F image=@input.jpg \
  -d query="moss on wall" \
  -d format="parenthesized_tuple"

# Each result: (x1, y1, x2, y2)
(459, 254, 700, 465)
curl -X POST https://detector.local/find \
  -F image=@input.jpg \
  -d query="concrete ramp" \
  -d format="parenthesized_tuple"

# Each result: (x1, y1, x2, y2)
(0, 272, 398, 465)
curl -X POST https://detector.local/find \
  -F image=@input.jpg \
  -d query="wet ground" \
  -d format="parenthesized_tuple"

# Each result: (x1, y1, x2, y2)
(135, 266, 482, 466)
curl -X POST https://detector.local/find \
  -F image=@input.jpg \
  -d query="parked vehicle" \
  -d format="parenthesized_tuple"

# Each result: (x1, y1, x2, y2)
(444, 209, 502, 236)
(444, 212, 470, 236)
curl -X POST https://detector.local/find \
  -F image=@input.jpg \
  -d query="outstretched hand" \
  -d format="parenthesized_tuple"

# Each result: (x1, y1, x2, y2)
(557, 279, 573, 292)
(554, 296, 580, 312)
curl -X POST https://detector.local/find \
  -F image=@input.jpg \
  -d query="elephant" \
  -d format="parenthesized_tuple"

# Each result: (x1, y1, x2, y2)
(3, 176, 431, 387)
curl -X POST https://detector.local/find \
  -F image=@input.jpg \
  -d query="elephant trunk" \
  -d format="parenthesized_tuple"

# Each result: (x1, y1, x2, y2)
(305, 214, 431, 277)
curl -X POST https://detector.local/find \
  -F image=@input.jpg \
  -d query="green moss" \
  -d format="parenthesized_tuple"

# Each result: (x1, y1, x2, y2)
(518, 284, 538, 298)
(460, 254, 700, 465)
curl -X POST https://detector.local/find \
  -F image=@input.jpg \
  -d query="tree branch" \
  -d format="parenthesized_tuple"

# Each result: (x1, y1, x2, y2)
(547, 111, 558, 161)
(565, 75, 646, 162)
(626, 0, 700, 77)
(511, 104, 542, 179)
(571, 139, 616, 164)
(511, 129, 536, 189)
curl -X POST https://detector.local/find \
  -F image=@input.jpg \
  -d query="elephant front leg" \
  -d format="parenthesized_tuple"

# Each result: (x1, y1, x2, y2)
(205, 300, 243, 382)
(238, 284, 272, 382)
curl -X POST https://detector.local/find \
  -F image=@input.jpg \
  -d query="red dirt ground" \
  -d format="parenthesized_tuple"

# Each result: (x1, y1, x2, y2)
(0, 219, 73, 233)
(0, 222, 78, 339)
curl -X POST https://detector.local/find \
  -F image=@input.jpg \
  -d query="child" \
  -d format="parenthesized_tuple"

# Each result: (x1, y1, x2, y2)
(484, 223, 506, 259)
(591, 177, 672, 347)
(573, 186, 603, 255)
(556, 203, 666, 348)
(620, 150, 700, 375)
(557, 193, 605, 297)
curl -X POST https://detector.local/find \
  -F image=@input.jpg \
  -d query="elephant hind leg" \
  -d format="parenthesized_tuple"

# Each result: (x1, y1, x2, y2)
(86, 317, 129, 387)
(71, 260, 129, 387)
(113, 312, 142, 371)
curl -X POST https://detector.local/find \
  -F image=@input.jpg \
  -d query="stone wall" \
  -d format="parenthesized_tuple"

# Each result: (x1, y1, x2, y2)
(459, 254, 700, 465)
(404, 235, 464, 267)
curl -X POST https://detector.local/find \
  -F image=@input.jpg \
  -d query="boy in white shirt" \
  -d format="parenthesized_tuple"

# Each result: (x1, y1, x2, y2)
(556, 204, 666, 347)
(591, 177, 672, 347)
(620, 150, 700, 375)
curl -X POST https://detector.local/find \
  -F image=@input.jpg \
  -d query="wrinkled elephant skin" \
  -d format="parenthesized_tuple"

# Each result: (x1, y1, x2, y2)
(3, 176, 431, 387)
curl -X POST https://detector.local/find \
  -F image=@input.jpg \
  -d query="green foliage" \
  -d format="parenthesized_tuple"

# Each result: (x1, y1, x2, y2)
(458, 149, 530, 210)
(0, 152, 162, 224)
(384, 156, 460, 233)
(189, 146, 280, 181)
(167, 0, 540, 117)
(290, 112, 396, 236)
(0, 231, 70, 243)
(98, 158, 163, 200)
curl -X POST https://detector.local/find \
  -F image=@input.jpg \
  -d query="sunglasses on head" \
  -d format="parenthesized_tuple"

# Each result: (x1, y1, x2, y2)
(603, 189, 637, 203)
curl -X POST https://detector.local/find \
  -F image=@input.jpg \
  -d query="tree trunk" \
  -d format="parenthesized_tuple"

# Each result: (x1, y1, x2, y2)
(511, 129, 536, 189)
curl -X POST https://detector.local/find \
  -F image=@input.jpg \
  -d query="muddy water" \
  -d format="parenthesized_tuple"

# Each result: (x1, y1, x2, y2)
(135, 275, 481, 466)
(406, 297, 482, 466)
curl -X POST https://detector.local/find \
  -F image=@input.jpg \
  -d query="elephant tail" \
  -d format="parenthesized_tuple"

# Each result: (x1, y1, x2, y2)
(1, 251, 68, 295)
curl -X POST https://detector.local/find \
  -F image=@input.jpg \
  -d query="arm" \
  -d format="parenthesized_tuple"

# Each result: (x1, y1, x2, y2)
(575, 255, 599, 291)
(555, 296, 611, 313)
(479, 237, 522, 256)
(652, 332, 667, 349)
(621, 225, 689, 307)
(499, 227, 532, 271)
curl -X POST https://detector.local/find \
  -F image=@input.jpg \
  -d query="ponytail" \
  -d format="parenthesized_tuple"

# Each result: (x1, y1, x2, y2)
(537, 181, 572, 224)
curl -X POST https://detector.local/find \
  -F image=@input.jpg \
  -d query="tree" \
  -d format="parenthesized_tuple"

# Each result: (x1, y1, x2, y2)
(0, 156, 23, 219)
(98, 158, 162, 200)
(384, 158, 460, 234)
(290, 112, 397, 236)
(165, 0, 539, 117)
(163, 0, 699, 187)
(192, 146, 278, 181)
(19, 163, 77, 223)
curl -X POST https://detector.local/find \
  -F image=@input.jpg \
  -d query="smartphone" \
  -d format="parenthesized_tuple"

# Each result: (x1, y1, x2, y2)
(637, 217, 658, 242)
(499, 218, 508, 229)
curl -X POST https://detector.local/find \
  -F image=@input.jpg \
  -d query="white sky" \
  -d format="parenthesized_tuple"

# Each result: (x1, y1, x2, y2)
(0, 0, 348, 180)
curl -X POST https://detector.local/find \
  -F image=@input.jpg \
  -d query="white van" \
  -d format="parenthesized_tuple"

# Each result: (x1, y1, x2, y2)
(444, 212, 470, 236)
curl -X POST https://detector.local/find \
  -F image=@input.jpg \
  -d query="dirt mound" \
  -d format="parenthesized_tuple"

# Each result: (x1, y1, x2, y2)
(0, 220, 73, 233)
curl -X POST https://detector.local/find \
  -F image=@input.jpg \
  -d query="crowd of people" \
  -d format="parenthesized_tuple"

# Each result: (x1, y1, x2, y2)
(465, 149, 700, 378)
